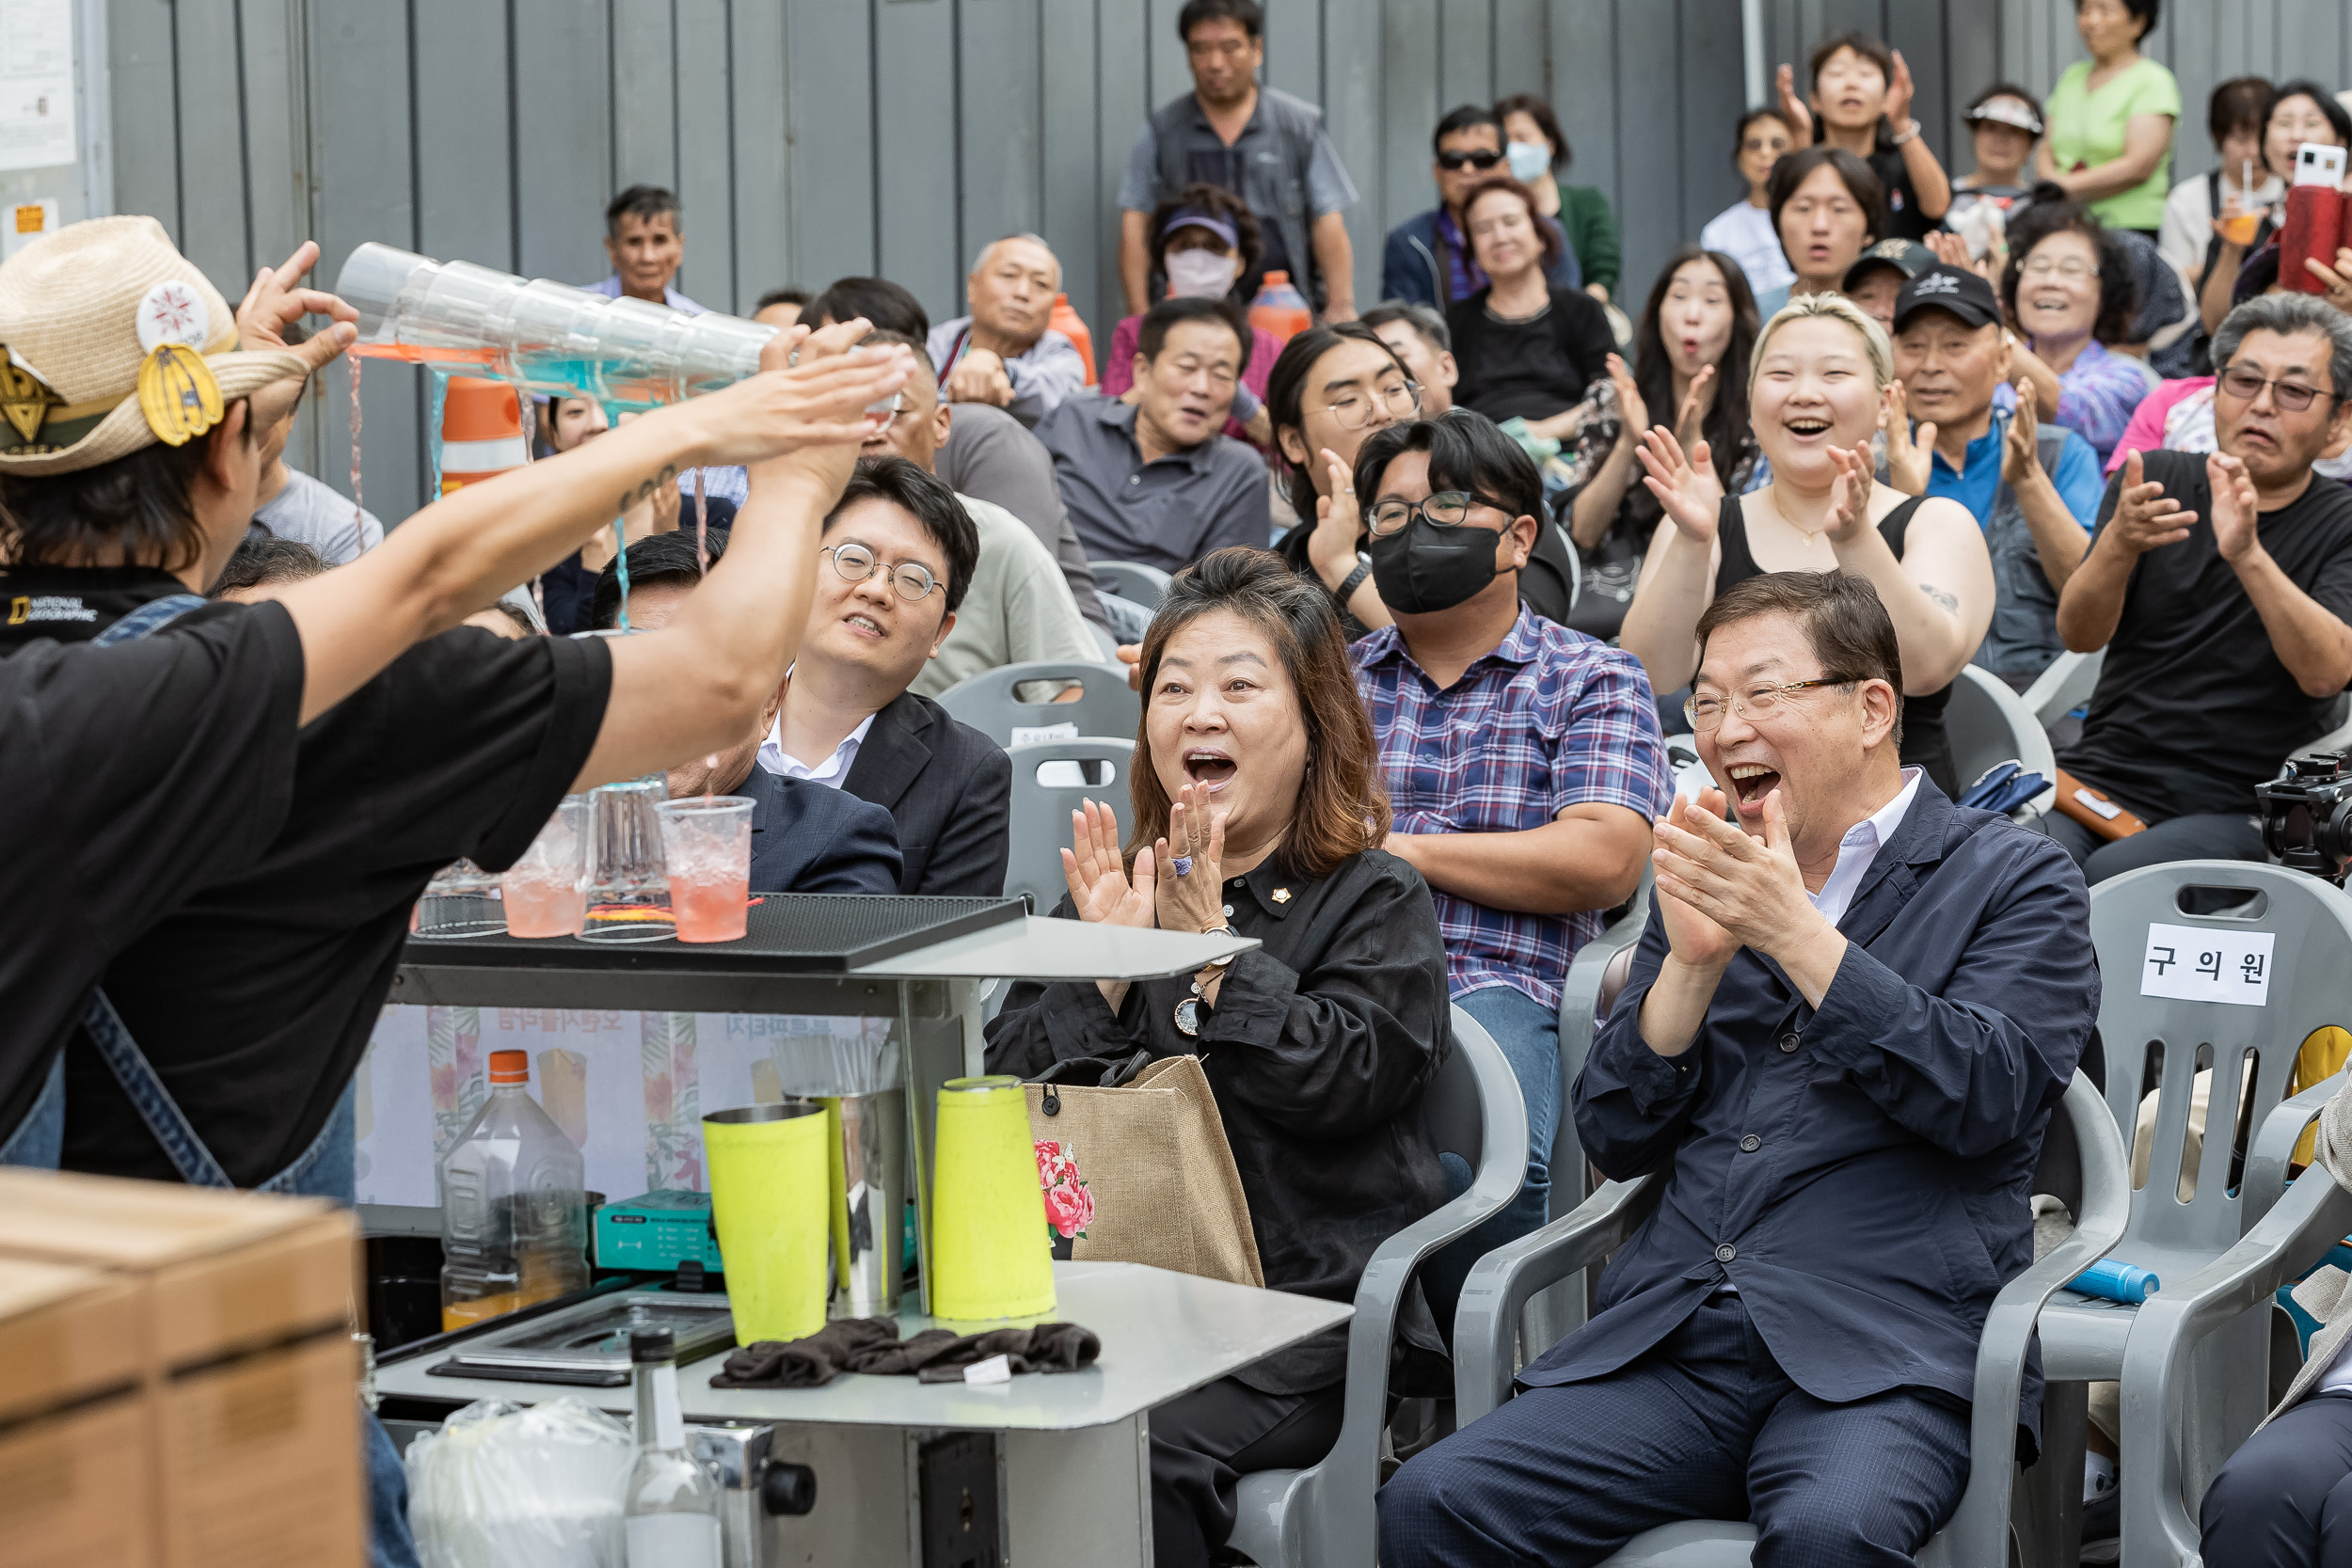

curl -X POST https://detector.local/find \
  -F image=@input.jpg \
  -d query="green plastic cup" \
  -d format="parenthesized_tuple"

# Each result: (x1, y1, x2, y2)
(704, 1101, 831, 1344)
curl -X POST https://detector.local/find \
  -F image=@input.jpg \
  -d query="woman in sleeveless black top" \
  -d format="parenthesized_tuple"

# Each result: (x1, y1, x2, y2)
(1617, 294, 1994, 799)
(1710, 491, 1958, 792)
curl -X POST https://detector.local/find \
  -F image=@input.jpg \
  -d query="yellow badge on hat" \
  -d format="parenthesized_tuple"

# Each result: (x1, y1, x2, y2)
(133, 280, 222, 447)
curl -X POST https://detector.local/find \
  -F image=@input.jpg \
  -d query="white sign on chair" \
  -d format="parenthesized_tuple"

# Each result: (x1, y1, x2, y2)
(2138, 922, 2276, 1007)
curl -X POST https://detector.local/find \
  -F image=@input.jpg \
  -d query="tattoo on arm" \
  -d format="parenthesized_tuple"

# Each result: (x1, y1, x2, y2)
(1918, 581, 1960, 613)
(617, 465, 679, 514)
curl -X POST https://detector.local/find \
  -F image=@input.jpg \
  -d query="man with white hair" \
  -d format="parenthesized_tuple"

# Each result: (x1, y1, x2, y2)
(927, 233, 1088, 427)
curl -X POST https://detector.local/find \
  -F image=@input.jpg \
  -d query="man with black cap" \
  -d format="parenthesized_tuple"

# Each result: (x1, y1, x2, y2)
(1840, 238, 1937, 338)
(1883, 263, 2105, 687)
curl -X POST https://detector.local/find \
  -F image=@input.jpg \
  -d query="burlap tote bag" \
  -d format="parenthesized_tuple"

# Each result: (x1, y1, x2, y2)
(1024, 1052, 1263, 1288)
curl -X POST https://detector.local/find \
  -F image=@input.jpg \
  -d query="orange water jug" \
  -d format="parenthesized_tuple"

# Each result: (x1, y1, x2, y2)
(1248, 271, 1312, 349)
(1050, 293, 1097, 385)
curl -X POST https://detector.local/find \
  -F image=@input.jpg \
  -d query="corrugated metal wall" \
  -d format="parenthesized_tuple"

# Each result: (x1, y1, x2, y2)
(101, 0, 2349, 525)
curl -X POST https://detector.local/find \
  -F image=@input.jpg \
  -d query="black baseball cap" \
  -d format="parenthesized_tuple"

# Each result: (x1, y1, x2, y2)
(1840, 239, 1937, 294)
(1892, 265, 2003, 334)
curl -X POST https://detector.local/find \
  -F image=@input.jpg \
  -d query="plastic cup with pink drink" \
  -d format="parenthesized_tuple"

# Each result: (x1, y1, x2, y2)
(501, 796, 590, 938)
(656, 797, 755, 942)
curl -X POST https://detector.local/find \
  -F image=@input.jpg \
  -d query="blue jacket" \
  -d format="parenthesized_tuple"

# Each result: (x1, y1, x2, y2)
(739, 766, 902, 895)
(1542, 779, 2096, 1452)
(1377, 207, 1581, 309)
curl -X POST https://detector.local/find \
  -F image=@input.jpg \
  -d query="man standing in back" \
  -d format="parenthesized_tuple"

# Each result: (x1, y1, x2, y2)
(586, 185, 702, 313)
(927, 235, 1088, 428)
(1116, 0, 1360, 323)
(1379, 106, 1582, 309)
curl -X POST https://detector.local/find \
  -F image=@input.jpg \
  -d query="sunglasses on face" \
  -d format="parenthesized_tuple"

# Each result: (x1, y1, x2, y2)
(2217, 366, 2340, 413)
(1437, 150, 1504, 172)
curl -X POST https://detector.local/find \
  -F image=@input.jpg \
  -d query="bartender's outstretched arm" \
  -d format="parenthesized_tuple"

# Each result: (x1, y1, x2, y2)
(269, 317, 908, 723)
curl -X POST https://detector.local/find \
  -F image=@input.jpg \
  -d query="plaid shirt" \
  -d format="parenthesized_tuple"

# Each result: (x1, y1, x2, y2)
(1353, 606, 1669, 1011)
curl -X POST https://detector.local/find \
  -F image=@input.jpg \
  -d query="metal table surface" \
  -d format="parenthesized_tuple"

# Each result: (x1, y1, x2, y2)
(375, 1259, 1350, 1431)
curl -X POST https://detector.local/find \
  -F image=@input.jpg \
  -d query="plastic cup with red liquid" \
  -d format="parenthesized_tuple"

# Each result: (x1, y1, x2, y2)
(656, 797, 755, 942)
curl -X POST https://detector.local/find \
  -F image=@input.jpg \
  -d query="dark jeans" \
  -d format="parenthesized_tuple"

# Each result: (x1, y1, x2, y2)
(2032, 805, 2265, 885)
(2202, 1390, 2352, 1568)
(1378, 1293, 1972, 1568)
(1150, 1375, 1345, 1568)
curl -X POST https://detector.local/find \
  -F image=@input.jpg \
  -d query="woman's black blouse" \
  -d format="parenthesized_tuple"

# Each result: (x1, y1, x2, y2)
(1446, 283, 1616, 423)
(983, 847, 1454, 1396)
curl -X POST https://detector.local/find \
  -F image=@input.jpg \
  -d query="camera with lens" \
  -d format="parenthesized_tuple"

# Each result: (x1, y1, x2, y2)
(2256, 752, 2352, 882)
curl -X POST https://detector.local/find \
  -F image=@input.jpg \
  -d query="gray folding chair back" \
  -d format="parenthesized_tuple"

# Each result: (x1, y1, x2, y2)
(935, 659, 1139, 749)
(1226, 1006, 1529, 1568)
(2032, 860, 2352, 1552)
(1453, 1070, 2126, 1568)
(2019, 647, 2104, 730)
(1947, 664, 2058, 818)
(1001, 738, 1134, 911)
(1090, 560, 1174, 610)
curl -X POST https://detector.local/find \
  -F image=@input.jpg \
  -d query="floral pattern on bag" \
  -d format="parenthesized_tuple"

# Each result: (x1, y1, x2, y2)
(1035, 1138, 1094, 1241)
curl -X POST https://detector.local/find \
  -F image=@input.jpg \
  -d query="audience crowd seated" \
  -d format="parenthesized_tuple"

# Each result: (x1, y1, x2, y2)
(756, 456, 1010, 897)
(1037, 297, 1269, 577)
(24, 29, 2352, 1568)
(588, 531, 903, 895)
(1349, 411, 1666, 1316)
(1622, 293, 1993, 795)
(984, 546, 1451, 1568)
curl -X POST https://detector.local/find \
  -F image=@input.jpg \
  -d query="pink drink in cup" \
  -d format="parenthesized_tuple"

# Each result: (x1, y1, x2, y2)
(501, 797, 589, 938)
(656, 797, 755, 942)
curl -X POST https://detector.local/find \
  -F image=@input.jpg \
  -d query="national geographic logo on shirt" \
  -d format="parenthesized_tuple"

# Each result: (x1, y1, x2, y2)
(6, 594, 100, 626)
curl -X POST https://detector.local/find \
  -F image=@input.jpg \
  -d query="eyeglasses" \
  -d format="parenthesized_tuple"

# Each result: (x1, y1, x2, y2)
(1437, 150, 1504, 172)
(1309, 379, 1421, 430)
(824, 542, 943, 602)
(2217, 365, 2339, 413)
(2020, 256, 2096, 281)
(1683, 677, 1852, 732)
(1367, 490, 1513, 537)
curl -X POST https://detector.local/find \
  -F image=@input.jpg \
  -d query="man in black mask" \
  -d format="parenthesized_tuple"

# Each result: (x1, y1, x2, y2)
(1347, 409, 1670, 1321)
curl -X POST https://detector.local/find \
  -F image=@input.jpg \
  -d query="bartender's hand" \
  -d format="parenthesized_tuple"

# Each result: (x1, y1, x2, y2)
(1154, 783, 1230, 936)
(235, 240, 358, 350)
(685, 321, 909, 472)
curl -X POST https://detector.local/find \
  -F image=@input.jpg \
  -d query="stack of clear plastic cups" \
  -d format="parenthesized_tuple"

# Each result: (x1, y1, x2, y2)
(580, 775, 675, 943)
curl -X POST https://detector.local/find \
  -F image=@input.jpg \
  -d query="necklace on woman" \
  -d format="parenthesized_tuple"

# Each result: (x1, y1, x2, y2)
(1767, 487, 1829, 546)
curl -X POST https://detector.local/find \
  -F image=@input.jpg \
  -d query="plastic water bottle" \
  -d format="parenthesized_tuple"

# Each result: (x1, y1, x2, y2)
(623, 1328, 723, 1568)
(2068, 1259, 2159, 1304)
(438, 1050, 591, 1332)
(1248, 271, 1313, 348)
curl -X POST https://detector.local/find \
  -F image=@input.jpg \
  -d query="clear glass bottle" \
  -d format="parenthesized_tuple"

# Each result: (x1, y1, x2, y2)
(437, 1049, 590, 1332)
(623, 1328, 723, 1568)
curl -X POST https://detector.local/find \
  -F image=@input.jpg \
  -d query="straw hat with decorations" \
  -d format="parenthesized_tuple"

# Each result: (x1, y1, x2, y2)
(0, 214, 311, 475)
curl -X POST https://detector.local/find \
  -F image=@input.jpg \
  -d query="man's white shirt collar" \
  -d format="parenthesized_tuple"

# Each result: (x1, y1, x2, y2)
(1806, 768, 1922, 928)
(756, 710, 877, 789)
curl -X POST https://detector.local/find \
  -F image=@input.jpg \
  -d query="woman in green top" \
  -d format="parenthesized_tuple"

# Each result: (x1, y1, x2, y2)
(1497, 92, 1620, 306)
(2035, 0, 2180, 236)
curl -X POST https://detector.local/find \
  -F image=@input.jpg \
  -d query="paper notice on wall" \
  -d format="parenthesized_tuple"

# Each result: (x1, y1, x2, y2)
(2, 198, 57, 261)
(0, 0, 75, 172)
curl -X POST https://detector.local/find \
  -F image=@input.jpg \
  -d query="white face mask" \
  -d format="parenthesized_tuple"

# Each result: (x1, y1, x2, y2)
(1165, 249, 1239, 299)
(1506, 140, 1552, 182)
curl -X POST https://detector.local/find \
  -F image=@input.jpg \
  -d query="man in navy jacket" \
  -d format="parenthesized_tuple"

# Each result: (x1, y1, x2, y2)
(1382, 569, 2097, 1567)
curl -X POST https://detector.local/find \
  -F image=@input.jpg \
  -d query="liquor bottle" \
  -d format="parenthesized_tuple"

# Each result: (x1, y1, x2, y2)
(623, 1328, 723, 1568)
(437, 1050, 589, 1332)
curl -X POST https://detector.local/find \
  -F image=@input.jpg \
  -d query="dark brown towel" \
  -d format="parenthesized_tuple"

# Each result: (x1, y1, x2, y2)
(710, 1318, 1101, 1389)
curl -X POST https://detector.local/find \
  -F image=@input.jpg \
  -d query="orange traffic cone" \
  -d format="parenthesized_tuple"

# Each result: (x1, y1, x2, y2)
(438, 376, 527, 496)
(1051, 293, 1097, 386)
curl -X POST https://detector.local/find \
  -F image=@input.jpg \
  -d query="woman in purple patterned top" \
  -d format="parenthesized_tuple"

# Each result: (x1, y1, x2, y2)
(2000, 194, 2149, 467)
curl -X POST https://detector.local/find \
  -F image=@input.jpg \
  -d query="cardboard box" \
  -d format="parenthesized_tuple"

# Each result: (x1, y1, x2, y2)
(0, 1393, 155, 1568)
(0, 1255, 140, 1424)
(0, 1168, 354, 1370)
(160, 1331, 362, 1568)
(0, 1171, 365, 1568)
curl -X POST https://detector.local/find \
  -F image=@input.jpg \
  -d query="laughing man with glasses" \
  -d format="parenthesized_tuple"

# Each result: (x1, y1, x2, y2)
(2042, 293, 2352, 884)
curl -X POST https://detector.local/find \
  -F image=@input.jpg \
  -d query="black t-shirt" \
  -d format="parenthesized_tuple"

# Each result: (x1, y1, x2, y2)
(1867, 141, 1932, 243)
(2062, 452, 2352, 819)
(0, 602, 306, 1144)
(59, 625, 614, 1185)
(1446, 286, 1616, 425)
(0, 563, 191, 643)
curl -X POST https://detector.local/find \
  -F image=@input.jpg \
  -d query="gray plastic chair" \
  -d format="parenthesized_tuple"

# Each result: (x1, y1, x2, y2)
(1225, 1006, 1529, 1568)
(2019, 647, 2104, 731)
(1089, 560, 1173, 610)
(1947, 663, 2058, 819)
(2117, 1083, 2352, 1566)
(1453, 1069, 2128, 1568)
(1525, 865, 1654, 1352)
(935, 659, 1139, 749)
(1001, 738, 1133, 911)
(2035, 861, 2352, 1567)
